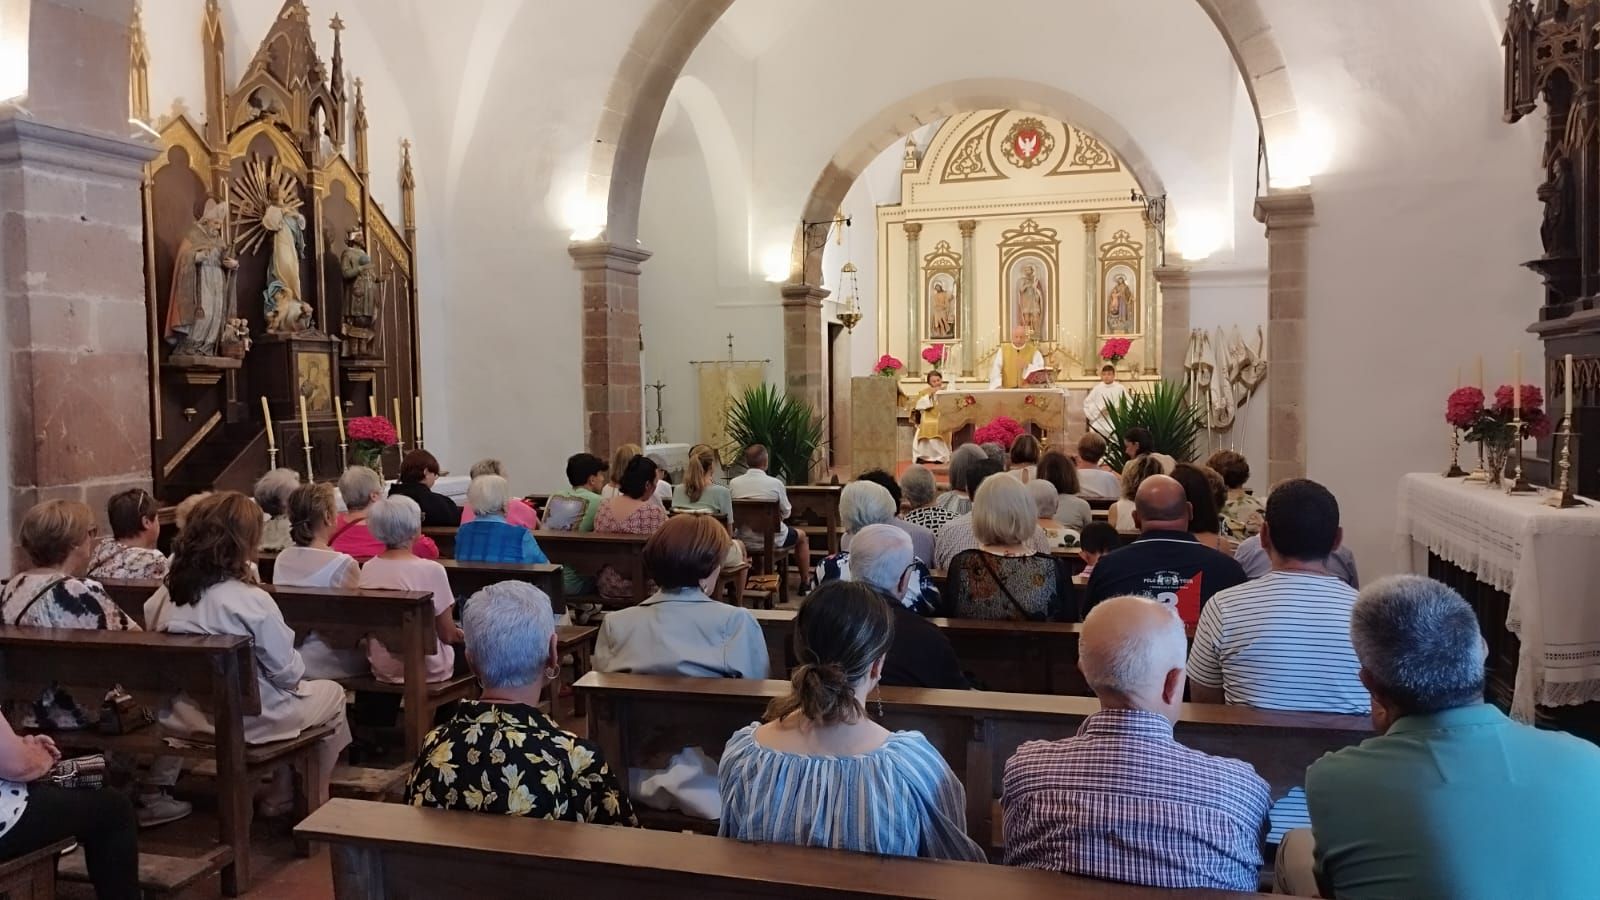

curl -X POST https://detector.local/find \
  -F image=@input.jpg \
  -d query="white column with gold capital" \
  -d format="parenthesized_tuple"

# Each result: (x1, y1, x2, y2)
(958, 219, 977, 377)
(1081, 213, 1101, 376)
(904, 221, 923, 374)
(1143, 211, 1160, 375)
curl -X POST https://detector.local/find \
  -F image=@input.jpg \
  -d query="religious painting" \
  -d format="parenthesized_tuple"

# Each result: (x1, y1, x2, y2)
(1008, 255, 1052, 338)
(1097, 229, 1144, 337)
(921, 239, 963, 342)
(1103, 266, 1138, 335)
(1001, 116, 1056, 170)
(295, 351, 333, 413)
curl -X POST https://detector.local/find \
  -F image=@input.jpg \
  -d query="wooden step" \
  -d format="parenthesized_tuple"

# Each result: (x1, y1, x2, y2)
(59, 845, 230, 895)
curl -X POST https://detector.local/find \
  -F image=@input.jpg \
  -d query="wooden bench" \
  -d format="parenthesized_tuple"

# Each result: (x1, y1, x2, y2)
(0, 626, 307, 895)
(297, 798, 1271, 899)
(0, 839, 70, 900)
(535, 531, 652, 608)
(437, 560, 566, 614)
(420, 525, 457, 558)
(750, 609, 1090, 695)
(732, 499, 801, 607)
(576, 672, 1371, 854)
(789, 484, 843, 556)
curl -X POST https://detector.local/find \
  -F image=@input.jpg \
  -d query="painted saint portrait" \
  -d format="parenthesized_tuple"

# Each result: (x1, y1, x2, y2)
(295, 352, 332, 413)
(1103, 265, 1138, 335)
(926, 273, 958, 340)
(1007, 256, 1051, 338)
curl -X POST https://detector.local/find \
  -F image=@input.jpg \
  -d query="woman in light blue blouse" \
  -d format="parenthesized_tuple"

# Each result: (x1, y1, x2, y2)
(717, 581, 985, 861)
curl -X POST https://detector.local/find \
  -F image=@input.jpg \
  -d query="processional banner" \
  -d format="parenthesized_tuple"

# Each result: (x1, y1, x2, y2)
(694, 361, 767, 462)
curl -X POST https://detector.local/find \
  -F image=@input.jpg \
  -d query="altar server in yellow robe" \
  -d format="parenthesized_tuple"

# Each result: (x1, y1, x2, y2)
(913, 371, 951, 464)
(989, 325, 1047, 389)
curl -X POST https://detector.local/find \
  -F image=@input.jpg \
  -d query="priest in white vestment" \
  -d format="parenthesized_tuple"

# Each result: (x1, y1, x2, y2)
(989, 326, 1047, 389)
(1083, 363, 1130, 436)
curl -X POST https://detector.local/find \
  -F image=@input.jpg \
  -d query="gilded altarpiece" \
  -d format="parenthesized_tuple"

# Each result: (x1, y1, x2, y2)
(877, 110, 1160, 389)
(140, 0, 422, 499)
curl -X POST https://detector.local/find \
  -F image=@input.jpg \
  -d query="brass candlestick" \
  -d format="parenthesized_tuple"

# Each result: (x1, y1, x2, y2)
(1506, 419, 1536, 494)
(338, 441, 349, 471)
(1545, 420, 1583, 508)
(267, 447, 279, 471)
(1464, 439, 1489, 482)
(302, 444, 315, 482)
(1443, 428, 1467, 478)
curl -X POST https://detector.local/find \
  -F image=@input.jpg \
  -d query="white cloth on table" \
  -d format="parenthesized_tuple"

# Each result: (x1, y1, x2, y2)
(1396, 473, 1600, 721)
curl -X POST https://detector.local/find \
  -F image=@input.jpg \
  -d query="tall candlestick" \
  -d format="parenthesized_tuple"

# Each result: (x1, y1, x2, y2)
(1514, 350, 1523, 415)
(414, 396, 423, 447)
(1565, 353, 1574, 422)
(260, 396, 276, 450)
(334, 394, 347, 442)
(298, 394, 311, 444)
(393, 397, 405, 449)
(369, 396, 379, 418)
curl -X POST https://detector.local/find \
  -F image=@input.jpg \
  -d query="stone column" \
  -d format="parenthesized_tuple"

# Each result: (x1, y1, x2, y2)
(569, 240, 652, 453)
(1081, 213, 1101, 376)
(903, 222, 922, 374)
(957, 219, 976, 377)
(1254, 189, 1315, 484)
(1143, 213, 1160, 375)
(781, 282, 830, 478)
(0, 0, 157, 538)
(1154, 265, 1191, 382)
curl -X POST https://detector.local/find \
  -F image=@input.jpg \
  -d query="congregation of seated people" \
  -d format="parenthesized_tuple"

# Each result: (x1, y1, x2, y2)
(9, 437, 1600, 900)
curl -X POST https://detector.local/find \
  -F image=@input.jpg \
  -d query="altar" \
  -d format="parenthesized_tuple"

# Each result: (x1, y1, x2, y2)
(1396, 473, 1600, 728)
(933, 388, 1076, 445)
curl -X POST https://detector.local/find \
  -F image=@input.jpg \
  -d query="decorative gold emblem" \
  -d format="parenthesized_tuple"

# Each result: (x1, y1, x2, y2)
(1002, 117, 1055, 169)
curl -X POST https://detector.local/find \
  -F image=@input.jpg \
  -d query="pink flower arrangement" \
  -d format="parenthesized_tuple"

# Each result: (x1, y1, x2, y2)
(1445, 387, 1485, 430)
(921, 344, 948, 367)
(348, 416, 398, 446)
(1493, 383, 1544, 414)
(1447, 384, 1552, 443)
(1100, 337, 1133, 364)
(875, 354, 904, 377)
(973, 415, 1026, 449)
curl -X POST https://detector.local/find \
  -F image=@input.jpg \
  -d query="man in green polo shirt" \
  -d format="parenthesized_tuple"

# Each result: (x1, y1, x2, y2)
(1277, 575, 1600, 899)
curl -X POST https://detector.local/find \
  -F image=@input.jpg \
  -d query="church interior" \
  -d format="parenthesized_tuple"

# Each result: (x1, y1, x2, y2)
(3, 0, 1600, 897)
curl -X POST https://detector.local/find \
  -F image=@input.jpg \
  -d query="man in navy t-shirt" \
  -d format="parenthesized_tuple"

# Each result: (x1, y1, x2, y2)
(1084, 474, 1246, 625)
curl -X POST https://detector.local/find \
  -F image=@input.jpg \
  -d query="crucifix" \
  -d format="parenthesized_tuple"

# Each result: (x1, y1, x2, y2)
(727, 333, 735, 361)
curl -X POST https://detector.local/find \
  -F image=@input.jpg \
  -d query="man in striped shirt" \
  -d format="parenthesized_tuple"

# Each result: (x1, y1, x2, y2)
(1001, 595, 1271, 891)
(1187, 479, 1367, 714)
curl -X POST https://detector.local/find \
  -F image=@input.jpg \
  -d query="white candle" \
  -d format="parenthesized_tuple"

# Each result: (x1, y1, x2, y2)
(369, 396, 379, 418)
(1566, 353, 1575, 422)
(298, 395, 311, 444)
(414, 396, 423, 445)
(260, 396, 276, 450)
(1514, 350, 1522, 415)
(393, 397, 405, 447)
(334, 394, 346, 442)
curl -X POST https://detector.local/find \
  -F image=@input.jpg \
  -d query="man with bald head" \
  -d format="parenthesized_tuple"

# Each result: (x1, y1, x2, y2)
(1084, 473, 1246, 624)
(1002, 596, 1270, 890)
(846, 524, 968, 689)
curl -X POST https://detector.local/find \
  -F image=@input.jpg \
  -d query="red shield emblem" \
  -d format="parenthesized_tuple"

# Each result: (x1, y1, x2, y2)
(1013, 128, 1042, 160)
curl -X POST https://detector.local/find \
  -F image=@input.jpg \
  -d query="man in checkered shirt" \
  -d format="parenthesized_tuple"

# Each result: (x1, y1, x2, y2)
(1000, 595, 1271, 891)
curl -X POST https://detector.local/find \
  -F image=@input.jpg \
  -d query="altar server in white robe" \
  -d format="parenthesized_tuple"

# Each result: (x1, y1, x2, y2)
(989, 325, 1047, 389)
(913, 372, 951, 464)
(1083, 363, 1130, 436)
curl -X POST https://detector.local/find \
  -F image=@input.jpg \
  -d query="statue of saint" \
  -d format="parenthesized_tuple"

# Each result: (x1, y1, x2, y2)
(164, 200, 238, 357)
(929, 281, 955, 339)
(1106, 274, 1135, 334)
(1015, 263, 1045, 333)
(262, 185, 312, 334)
(1539, 153, 1575, 259)
(340, 227, 383, 357)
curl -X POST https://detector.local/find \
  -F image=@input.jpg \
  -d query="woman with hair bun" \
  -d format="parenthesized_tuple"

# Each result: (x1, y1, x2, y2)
(716, 581, 983, 861)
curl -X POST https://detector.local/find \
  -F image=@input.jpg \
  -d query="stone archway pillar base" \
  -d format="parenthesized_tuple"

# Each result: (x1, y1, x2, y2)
(570, 240, 652, 454)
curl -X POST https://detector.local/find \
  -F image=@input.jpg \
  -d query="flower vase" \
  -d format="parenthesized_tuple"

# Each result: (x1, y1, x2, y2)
(352, 442, 386, 474)
(1482, 440, 1511, 488)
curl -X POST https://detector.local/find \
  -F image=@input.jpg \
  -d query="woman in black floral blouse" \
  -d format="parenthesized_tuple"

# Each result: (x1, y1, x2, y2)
(404, 581, 636, 825)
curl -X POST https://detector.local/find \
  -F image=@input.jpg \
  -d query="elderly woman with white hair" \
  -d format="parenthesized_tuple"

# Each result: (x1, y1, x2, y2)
(455, 475, 551, 564)
(406, 581, 636, 825)
(356, 496, 463, 684)
(460, 458, 540, 529)
(935, 443, 989, 515)
(943, 476, 1073, 621)
(331, 465, 439, 561)
(1026, 479, 1075, 549)
(900, 464, 957, 534)
(253, 467, 301, 552)
(813, 480, 940, 616)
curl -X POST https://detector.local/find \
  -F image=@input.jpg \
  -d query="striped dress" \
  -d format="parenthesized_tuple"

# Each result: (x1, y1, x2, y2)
(717, 723, 986, 861)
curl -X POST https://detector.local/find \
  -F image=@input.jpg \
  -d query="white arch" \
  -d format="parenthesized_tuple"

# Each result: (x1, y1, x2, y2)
(663, 74, 751, 283)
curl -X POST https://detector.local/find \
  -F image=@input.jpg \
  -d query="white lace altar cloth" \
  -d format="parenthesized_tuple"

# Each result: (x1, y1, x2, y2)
(1396, 473, 1600, 721)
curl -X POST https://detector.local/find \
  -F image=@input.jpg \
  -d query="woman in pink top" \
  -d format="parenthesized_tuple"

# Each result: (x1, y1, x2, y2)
(595, 456, 670, 604)
(458, 458, 539, 530)
(332, 465, 439, 562)
(356, 496, 462, 684)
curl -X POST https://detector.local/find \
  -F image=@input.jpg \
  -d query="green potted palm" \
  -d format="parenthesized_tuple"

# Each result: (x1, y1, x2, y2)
(1100, 380, 1204, 470)
(724, 384, 826, 484)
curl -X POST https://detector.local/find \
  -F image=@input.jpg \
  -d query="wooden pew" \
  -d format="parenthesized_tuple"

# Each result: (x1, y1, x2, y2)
(0, 627, 304, 895)
(576, 672, 1371, 854)
(437, 560, 566, 614)
(420, 525, 457, 558)
(789, 484, 843, 556)
(298, 798, 1270, 899)
(0, 838, 69, 899)
(535, 531, 652, 607)
(750, 609, 1089, 695)
(731, 498, 799, 607)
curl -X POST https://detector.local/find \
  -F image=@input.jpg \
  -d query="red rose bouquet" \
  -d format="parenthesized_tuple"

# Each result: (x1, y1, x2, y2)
(1445, 386, 1485, 430)
(1100, 337, 1133, 365)
(348, 416, 398, 470)
(1449, 384, 1551, 444)
(973, 415, 1026, 449)
(921, 344, 948, 367)
(875, 354, 904, 377)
